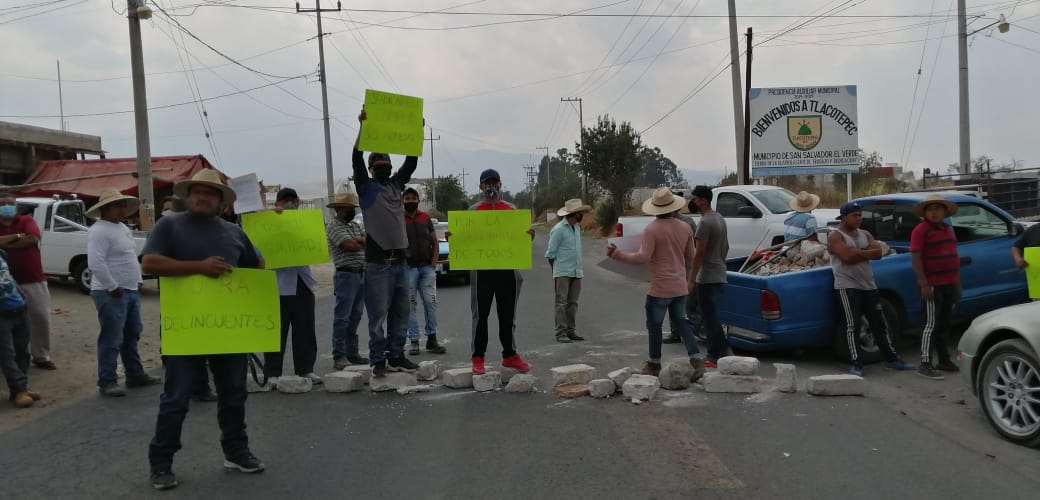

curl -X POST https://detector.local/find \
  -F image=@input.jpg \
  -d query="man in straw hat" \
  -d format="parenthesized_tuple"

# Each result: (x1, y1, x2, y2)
(352, 109, 421, 378)
(142, 169, 265, 490)
(909, 194, 962, 380)
(784, 191, 821, 242)
(608, 187, 706, 381)
(546, 199, 591, 343)
(87, 188, 160, 398)
(326, 191, 369, 370)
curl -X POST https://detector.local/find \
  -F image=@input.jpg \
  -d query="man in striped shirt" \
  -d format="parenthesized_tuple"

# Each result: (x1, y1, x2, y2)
(909, 195, 961, 380)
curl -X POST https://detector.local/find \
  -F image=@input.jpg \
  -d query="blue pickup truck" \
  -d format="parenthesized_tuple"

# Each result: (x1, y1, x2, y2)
(718, 193, 1032, 362)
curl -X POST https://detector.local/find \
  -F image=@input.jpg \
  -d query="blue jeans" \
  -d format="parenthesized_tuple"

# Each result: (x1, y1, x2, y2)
(645, 295, 700, 362)
(332, 270, 365, 357)
(0, 309, 30, 394)
(91, 290, 146, 386)
(406, 266, 438, 341)
(148, 354, 249, 466)
(697, 283, 729, 360)
(365, 260, 410, 365)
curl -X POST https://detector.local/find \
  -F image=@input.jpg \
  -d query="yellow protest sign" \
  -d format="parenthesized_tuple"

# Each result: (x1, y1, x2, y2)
(448, 209, 532, 270)
(1025, 248, 1040, 299)
(358, 89, 424, 157)
(160, 269, 281, 355)
(242, 209, 330, 269)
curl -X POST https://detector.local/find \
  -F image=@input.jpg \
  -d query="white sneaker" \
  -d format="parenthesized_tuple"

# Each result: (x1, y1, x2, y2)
(266, 376, 279, 390)
(304, 373, 323, 385)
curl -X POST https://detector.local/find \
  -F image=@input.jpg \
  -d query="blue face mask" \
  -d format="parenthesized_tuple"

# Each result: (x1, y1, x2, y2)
(0, 205, 16, 218)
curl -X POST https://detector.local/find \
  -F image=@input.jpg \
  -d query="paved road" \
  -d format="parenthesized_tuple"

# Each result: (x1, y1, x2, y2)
(2, 234, 1038, 499)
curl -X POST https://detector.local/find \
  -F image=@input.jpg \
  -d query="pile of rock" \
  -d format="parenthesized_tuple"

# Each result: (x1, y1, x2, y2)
(749, 239, 896, 277)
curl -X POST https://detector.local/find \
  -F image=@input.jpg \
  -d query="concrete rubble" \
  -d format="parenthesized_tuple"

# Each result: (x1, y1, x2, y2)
(473, 371, 502, 392)
(397, 384, 437, 395)
(607, 367, 633, 388)
(550, 364, 595, 386)
(552, 383, 591, 398)
(659, 361, 695, 390)
(370, 373, 418, 392)
(774, 363, 798, 393)
(807, 374, 865, 396)
(622, 374, 660, 401)
(342, 365, 372, 385)
(323, 371, 364, 393)
(505, 374, 538, 393)
(500, 367, 519, 384)
(275, 375, 312, 394)
(588, 379, 616, 398)
(718, 356, 760, 376)
(441, 368, 474, 389)
(702, 372, 766, 393)
(417, 360, 441, 382)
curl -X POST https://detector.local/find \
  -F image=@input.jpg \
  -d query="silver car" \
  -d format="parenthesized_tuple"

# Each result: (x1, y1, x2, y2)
(957, 301, 1040, 447)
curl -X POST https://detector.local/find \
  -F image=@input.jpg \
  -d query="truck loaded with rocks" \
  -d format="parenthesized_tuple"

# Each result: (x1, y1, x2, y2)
(717, 193, 1033, 362)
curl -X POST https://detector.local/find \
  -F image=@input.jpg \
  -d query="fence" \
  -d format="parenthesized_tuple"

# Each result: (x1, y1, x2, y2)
(920, 167, 1040, 220)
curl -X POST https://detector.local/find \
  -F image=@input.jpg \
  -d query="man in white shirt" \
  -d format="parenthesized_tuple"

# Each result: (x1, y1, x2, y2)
(87, 188, 160, 397)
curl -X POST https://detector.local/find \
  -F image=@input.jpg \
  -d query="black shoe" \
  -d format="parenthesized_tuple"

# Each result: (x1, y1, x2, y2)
(566, 333, 586, 342)
(150, 464, 178, 490)
(99, 383, 126, 398)
(333, 355, 350, 371)
(917, 363, 945, 380)
(662, 334, 682, 344)
(408, 341, 421, 356)
(32, 359, 56, 370)
(372, 362, 387, 378)
(193, 390, 218, 402)
(347, 354, 369, 365)
(126, 374, 162, 388)
(426, 336, 447, 354)
(223, 450, 265, 473)
(555, 335, 572, 344)
(387, 356, 419, 373)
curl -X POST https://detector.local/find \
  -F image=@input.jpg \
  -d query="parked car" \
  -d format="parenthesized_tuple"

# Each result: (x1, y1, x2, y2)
(433, 221, 469, 285)
(16, 196, 148, 294)
(615, 185, 839, 258)
(957, 301, 1040, 447)
(716, 193, 1031, 362)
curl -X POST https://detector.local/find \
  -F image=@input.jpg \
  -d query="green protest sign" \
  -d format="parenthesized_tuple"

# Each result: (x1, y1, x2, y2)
(242, 209, 330, 269)
(358, 89, 424, 157)
(1026, 248, 1040, 299)
(160, 269, 281, 355)
(448, 210, 532, 270)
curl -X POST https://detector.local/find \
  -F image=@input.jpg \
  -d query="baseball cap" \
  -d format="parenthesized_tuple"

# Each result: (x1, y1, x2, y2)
(368, 152, 391, 167)
(691, 185, 713, 201)
(276, 187, 299, 201)
(837, 201, 862, 219)
(480, 169, 501, 183)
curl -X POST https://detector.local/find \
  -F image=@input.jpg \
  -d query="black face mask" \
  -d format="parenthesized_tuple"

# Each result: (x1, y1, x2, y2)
(688, 202, 700, 214)
(574, 213, 584, 223)
(339, 209, 356, 221)
(373, 165, 392, 181)
(403, 202, 419, 212)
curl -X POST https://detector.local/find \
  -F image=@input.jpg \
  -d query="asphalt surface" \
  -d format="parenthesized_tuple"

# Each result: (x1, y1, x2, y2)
(2, 233, 1038, 499)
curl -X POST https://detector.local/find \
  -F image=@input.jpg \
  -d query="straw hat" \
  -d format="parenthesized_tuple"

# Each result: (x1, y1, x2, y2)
(174, 169, 236, 204)
(557, 198, 591, 217)
(326, 192, 359, 208)
(789, 191, 821, 213)
(86, 188, 140, 219)
(641, 187, 687, 216)
(912, 194, 958, 217)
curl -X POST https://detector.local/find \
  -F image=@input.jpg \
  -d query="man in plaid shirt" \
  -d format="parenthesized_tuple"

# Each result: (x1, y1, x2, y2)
(326, 192, 369, 370)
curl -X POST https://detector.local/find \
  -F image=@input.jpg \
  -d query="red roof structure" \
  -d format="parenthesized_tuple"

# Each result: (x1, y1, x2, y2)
(17, 155, 227, 199)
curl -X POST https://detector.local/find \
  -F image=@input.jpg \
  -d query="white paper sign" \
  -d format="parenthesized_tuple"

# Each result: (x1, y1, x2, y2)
(748, 85, 859, 177)
(229, 173, 264, 214)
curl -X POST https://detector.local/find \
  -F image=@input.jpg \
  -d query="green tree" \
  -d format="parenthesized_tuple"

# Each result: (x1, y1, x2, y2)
(576, 115, 643, 227)
(637, 146, 684, 188)
(432, 175, 468, 216)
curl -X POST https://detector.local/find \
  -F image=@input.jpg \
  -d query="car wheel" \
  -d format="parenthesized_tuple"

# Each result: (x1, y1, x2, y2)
(831, 297, 901, 364)
(71, 260, 91, 295)
(976, 338, 1040, 447)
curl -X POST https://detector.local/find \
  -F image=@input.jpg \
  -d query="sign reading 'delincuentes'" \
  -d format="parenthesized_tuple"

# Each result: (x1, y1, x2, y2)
(448, 210, 532, 270)
(748, 85, 860, 177)
(358, 89, 424, 157)
(160, 269, 281, 355)
(242, 209, 330, 269)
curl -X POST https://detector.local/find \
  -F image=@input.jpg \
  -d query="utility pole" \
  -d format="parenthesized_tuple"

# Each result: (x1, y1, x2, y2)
(523, 163, 537, 221)
(741, 27, 753, 184)
(561, 97, 585, 198)
(425, 127, 441, 209)
(728, 0, 745, 185)
(460, 167, 468, 192)
(56, 60, 64, 131)
(956, 0, 971, 175)
(537, 146, 550, 187)
(127, 0, 155, 230)
(296, 0, 341, 201)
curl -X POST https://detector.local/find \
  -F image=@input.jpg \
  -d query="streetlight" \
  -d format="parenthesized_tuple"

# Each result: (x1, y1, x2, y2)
(127, 0, 155, 229)
(957, 2, 1011, 175)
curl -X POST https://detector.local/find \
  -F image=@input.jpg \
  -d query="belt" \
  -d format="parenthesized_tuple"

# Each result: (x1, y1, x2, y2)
(336, 266, 365, 274)
(367, 248, 405, 262)
(0, 305, 26, 318)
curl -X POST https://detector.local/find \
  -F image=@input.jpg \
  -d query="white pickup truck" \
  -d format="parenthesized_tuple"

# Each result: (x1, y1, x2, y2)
(614, 185, 840, 258)
(15, 196, 148, 293)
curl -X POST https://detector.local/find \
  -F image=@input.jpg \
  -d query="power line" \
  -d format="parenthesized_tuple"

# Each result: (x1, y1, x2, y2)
(570, 0, 645, 96)
(332, 9, 401, 92)
(905, 0, 956, 169)
(899, 0, 939, 167)
(0, 0, 84, 25)
(579, 0, 664, 96)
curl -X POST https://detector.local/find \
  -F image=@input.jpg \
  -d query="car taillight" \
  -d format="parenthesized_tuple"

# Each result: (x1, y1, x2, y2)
(615, 223, 623, 237)
(761, 290, 781, 320)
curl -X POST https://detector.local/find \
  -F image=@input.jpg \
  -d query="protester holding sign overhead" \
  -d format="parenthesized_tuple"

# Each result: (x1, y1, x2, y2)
(142, 169, 265, 491)
(353, 109, 420, 378)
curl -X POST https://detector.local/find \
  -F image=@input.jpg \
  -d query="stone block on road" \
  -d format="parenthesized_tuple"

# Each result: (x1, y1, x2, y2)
(702, 372, 766, 393)
(343, 365, 372, 384)
(275, 375, 312, 394)
(608, 367, 633, 388)
(622, 374, 660, 401)
(247, 376, 272, 393)
(807, 375, 865, 396)
(774, 363, 797, 393)
(473, 371, 502, 392)
(588, 379, 616, 398)
(718, 356, 760, 376)
(417, 360, 441, 381)
(552, 383, 590, 398)
(659, 361, 694, 390)
(370, 372, 418, 392)
(551, 364, 595, 386)
(500, 367, 519, 384)
(323, 371, 364, 393)
(441, 368, 473, 389)
(397, 384, 437, 395)
(505, 374, 538, 393)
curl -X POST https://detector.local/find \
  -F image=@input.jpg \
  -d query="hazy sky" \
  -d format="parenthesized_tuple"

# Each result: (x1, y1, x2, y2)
(3, 0, 1039, 196)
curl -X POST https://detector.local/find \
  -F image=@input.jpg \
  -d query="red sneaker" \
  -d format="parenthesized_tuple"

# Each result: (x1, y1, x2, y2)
(501, 354, 531, 373)
(471, 356, 486, 375)
(704, 359, 718, 369)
